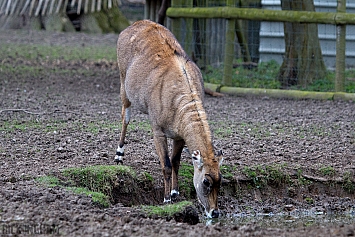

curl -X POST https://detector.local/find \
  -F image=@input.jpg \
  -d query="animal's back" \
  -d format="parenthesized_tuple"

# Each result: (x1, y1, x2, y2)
(117, 20, 187, 68)
(117, 20, 205, 132)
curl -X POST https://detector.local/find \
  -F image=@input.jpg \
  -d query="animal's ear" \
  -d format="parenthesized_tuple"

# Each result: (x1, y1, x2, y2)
(216, 150, 223, 166)
(192, 150, 203, 169)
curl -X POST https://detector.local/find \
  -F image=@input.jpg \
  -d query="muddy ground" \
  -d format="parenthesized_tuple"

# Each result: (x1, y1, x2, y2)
(1, 29, 355, 236)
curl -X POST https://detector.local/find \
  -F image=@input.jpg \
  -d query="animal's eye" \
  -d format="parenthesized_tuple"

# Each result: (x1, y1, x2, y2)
(203, 178, 210, 187)
(202, 178, 211, 196)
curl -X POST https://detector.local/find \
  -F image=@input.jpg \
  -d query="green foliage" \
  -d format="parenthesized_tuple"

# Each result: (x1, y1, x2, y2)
(141, 201, 192, 217)
(202, 60, 355, 92)
(290, 69, 355, 93)
(203, 60, 281, 89)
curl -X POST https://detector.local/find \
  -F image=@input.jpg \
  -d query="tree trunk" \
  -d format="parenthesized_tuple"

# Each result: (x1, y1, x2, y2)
(278, 0, 326, 88)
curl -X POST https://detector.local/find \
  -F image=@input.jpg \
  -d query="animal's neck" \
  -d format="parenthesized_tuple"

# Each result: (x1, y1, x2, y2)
(179, 106, 214, 161)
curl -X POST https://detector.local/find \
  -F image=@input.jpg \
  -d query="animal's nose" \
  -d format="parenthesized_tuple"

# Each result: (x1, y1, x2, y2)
(211, 209, 219, 218)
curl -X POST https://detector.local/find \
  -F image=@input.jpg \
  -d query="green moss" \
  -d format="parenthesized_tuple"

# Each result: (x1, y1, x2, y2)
(141, 201, 192, 217)
(105, 7, 130, 33)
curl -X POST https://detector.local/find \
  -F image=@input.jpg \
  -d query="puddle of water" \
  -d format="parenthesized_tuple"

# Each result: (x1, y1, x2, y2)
(204, 211, 355, 228)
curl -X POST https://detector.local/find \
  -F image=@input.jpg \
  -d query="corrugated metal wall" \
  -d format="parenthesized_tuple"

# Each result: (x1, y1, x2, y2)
(259, 0, 355, 69)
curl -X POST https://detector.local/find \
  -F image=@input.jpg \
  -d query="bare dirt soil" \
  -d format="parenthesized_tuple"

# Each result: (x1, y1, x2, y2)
(1, 29, 355, 236)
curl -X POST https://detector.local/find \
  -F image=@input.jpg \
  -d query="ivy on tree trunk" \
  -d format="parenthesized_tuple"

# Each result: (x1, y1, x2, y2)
(278, 0, 326, 88)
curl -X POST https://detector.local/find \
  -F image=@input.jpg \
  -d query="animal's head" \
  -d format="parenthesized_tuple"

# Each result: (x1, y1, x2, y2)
(191, 150, 223, 218)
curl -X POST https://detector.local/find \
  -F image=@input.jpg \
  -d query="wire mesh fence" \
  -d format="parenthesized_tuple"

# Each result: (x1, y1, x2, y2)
(164, 0, 355, 92)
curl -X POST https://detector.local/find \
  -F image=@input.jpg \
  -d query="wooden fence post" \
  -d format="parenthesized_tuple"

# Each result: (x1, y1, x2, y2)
(335, 0, 346, 92)
(222, 0, 236, 87)
(171, 0, 182, 43)
(183, 0, 193, 58)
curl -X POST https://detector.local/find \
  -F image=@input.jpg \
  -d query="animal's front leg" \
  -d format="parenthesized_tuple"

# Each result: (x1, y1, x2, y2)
(171, 139, 185, 200)
(153, 133, 172, 203)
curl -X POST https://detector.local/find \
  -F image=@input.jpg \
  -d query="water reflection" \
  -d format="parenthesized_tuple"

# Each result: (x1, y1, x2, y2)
(204, 210, 355, 228)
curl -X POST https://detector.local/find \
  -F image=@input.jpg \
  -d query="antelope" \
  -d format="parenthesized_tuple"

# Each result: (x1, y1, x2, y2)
(115, 20, 223, 218)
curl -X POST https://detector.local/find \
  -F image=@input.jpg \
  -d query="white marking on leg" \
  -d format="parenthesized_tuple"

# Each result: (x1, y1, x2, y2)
(170, 190, 179, 196)
(124, 108, 131, 124)
(164, 198, 171, 203)
(114, 145, 124, 162)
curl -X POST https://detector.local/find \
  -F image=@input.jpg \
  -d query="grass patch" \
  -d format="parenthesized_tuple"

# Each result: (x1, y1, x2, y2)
(0, 119, 121, 135)
(0, 44, 116, 62)
(220, 165, 236, 180)
(0, 120, 43, 132)
(178, 162, 195, 198)
(36, 174, 110, 207)
(242, 164, 289, 189)
(141, 201, 192, 217)
(319, 166, 335, 176)
(36, 175, 61, 187)
(66, 187, 110, 207)
(62, 165, 136, 195)
(128, 120, 152, 134)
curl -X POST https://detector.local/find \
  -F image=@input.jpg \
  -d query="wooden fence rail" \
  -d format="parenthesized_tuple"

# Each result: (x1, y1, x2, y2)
(166, 5, 353, 91)
(166, 7, 355, 25)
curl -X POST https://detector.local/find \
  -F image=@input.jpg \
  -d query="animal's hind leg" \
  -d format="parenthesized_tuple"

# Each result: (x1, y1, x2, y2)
(115, 85, 131, 164)
(170, 139, 185, 200)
